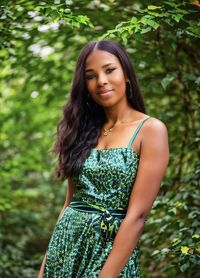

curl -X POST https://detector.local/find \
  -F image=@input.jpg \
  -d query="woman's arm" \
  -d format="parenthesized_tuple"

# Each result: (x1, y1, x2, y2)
(38, 176, 75, 278)
(98, 118, 170, 278)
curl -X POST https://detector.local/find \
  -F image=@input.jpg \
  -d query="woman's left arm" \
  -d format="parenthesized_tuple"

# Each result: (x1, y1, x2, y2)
(98, 119, 170, 278)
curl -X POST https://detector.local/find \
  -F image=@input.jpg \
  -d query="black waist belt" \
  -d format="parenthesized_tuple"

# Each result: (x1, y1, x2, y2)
(69, 201, 127, 243)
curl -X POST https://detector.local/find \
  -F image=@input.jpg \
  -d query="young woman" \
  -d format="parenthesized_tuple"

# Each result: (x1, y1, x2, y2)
(38, 40, 169, 278)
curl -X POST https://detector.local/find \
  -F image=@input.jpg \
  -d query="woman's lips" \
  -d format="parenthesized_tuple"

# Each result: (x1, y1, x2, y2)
(98, 89, 113, 97)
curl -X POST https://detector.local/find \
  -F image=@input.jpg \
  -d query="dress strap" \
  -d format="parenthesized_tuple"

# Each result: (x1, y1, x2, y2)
(127, 117, 151, 149)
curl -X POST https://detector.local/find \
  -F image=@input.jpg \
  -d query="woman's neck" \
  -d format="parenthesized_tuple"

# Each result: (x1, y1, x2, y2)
(103, 106, 137, 127)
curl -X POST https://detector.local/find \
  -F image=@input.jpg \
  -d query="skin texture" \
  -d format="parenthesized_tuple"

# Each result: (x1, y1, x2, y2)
(85, 49, 128, 109)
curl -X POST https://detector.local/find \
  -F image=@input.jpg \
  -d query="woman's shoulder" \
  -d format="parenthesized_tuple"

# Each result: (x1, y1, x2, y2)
(139, 114, 169, 162)
(141, 114, 169, 140)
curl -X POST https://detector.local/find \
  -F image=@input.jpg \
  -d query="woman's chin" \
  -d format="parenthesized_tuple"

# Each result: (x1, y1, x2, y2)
(98, 100, 117, 108)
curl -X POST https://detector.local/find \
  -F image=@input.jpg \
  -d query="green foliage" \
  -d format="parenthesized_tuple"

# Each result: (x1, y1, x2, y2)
(0, 0, 199, 277)
(141, 160, 200, 276)
(36, 4, 94, 28)
(101, 1, 200, 44)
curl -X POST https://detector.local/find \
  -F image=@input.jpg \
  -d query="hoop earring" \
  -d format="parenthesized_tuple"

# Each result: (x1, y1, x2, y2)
(86, 94, 92, 110)
(86, 93, 98, 110)
(126, 80, 133, 99)
(86, 101, 92, 109)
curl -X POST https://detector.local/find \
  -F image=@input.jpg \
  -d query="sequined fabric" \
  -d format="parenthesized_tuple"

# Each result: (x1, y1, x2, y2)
(44, 117, 151, 277)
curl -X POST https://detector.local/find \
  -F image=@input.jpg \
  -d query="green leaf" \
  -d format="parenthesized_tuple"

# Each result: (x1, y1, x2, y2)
(180, 262, 190, 272)
(175, 8, 189, 15)
(50, 10, 60, 21)
(161, 248, 170, 253)
(64, 8, 71, 14)
(186, 26, 200, 38)
(171, 13, 184, 23)
(134, 24, 141, 33)
(152, 250, 160, 256)
(140, 17, 160, 29)
(192, 234, 200, 239)
(130, 16, 137, 24)
(147, 11, 162, 17)
(161, 73, 177, 89)
(140, 27, 151, 34)
(147, 5, 162, 10)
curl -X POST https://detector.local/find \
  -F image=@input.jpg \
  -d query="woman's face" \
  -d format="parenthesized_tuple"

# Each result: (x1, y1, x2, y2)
(85, 49, 128, 107)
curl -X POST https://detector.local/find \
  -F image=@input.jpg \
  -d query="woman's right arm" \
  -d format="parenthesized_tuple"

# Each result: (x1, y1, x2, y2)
(38, 177, 75, 278)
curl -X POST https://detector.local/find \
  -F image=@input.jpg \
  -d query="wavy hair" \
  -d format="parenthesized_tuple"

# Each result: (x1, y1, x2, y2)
(52, 40, 146, 180)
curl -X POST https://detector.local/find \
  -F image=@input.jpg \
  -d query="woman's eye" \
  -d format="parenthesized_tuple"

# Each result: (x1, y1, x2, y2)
(86, 68, 116, 80)
(86, 74, 94, 80)
(106, 68, 116, 74)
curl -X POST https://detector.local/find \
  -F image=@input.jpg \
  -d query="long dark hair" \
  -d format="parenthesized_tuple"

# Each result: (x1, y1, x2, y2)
(53, 40, 146, 180)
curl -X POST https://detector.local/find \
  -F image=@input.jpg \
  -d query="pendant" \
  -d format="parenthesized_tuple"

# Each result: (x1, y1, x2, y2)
(103, 128, 113, 136)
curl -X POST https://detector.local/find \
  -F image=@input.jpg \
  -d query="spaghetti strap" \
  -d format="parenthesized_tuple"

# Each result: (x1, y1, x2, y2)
(127, 117, 151, 149)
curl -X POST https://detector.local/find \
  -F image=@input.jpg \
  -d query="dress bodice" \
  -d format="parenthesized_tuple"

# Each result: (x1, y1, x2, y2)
(71, 117, 151, 210)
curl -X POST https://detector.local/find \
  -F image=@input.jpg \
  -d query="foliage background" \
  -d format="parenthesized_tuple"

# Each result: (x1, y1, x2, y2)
(0, 0, 199, 277)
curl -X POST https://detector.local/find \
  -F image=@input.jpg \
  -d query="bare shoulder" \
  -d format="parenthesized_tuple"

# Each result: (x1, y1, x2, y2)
(142, 116, 168, 137)
(141, 116, 169, 159)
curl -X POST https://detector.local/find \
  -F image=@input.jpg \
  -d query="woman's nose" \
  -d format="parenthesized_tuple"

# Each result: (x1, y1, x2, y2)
(97, 73, 108, 86)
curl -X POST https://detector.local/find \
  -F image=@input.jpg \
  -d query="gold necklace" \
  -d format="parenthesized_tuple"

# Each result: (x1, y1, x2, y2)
(103, 127, 113, 136)
(103, 113, 136, 136)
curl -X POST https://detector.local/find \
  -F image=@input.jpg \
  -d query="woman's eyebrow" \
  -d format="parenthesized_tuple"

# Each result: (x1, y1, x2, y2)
(85, 63, 115, 73)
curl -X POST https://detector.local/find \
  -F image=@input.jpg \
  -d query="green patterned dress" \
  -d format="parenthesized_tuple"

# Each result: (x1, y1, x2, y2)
(44, 117, 151, 278)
